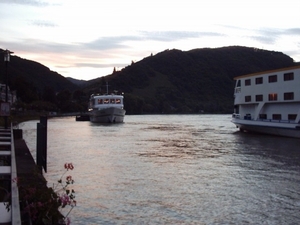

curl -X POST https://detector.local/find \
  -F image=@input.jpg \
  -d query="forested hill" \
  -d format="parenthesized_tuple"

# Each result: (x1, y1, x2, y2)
(0, 46, 296, 114)
(85, 46, 296, 114)
(0, 50, 78, 93)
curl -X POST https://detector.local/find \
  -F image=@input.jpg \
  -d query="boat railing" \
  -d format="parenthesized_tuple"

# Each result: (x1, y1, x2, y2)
(232, 113, 240, 119)
(234, 87, 241, 93)
(258, 118, 297, 123)
(233, 114, 298, 124)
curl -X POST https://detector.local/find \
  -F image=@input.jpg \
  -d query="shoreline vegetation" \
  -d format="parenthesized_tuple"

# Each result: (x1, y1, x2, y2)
(0, 115, 40, 128)
(0, 111, 82, 127)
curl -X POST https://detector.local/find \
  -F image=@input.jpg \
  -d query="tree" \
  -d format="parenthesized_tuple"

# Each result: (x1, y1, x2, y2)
(12, 76, 39, 103)
(56, 90, 72, 112)
(42, 86, 56, 104)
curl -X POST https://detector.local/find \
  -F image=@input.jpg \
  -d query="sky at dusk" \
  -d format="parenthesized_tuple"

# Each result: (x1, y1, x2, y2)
(1, 0, 300, 80)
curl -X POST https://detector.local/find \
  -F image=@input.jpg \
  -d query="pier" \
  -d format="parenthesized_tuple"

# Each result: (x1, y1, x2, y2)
(0, 127, 21, 225)
(0, 123, 54, 225)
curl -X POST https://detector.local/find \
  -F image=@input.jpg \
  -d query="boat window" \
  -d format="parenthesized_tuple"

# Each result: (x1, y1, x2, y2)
(288, 114, 297, 120)
(245, 96, 251, 102)
(234, 105, 239, 114)
(97, 99, 103, 104)
(255, 77, 263, 84)
(272, 114, 281, 120)
(104, 99, 109, 104)
(284, 92, 294, 100)
(284, 72, 294, 81)
(268, 93, 277, 101)
(245, 79, 251, 86)
(110, 99, 115, 104)
(255, 95, 263, 102)
(259, 114, 267, 119)
(116, 99, 121, 104)
(236, 80, 241, 87)
(268, 75, 277, 83)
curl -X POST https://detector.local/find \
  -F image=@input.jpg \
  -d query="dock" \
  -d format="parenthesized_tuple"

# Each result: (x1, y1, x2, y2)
(0, 126, 56, 225)
(75, 113, 90, 121)
(0, 127, 21, 225)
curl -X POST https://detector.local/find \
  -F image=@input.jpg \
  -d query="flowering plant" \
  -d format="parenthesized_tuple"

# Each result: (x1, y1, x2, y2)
(18, 163, 76, 224)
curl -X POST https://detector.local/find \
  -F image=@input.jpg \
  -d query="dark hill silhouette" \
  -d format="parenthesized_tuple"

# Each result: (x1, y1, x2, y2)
(0, 46, 296, 114)
(0, 50, 78, 92)
(84, 46, 296, 114)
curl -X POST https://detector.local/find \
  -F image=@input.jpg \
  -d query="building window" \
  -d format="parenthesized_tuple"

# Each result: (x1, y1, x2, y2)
(284, 92, 294, 100)
(255, 77, 263, 84)
(245, 79, 251, 86)
(268, 75, 277, 83)
(236, 80, 241, 87)
(268, 93, 277, 101)
(245, 96, 251, 102)
(284, 72, 294, 81)
(255, 94, 263, 102)
(259, 114, 267, 119)
(272, 114, 281, 120)
(288, 114, 297, 120)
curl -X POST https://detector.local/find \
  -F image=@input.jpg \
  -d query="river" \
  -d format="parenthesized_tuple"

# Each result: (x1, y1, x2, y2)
(20, 114, 300, 224)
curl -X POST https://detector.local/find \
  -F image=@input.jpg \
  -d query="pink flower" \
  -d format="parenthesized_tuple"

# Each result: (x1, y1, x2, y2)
(65, 217, 71, 225)
(60, 194, 71, 206)
(66, 175, 72, 182)
(64, 163, 74, 170)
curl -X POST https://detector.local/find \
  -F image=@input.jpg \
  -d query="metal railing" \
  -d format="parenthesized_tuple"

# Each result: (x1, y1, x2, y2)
(0, 126, 21, 224)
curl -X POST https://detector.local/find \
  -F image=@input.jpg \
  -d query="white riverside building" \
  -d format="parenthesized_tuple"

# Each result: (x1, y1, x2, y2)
(231, 65, 300, 138)
(0, 84, 16, 104)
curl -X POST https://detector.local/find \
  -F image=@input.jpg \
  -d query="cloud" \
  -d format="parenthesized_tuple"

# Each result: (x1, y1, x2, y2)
(248, 27, 300, 45)
(0, 0, 52, 7)
(285, 28, 300, 35)
(1, 29, 226, 59)
(31, 20, 57, 27)
(0, 38, 78, 57)
(250, 35, 277, 45)
(84, 36, 141, 51)
(140, 31, 223, 42)
(83, 31, 224, 51)
(74, 63, 127, 69)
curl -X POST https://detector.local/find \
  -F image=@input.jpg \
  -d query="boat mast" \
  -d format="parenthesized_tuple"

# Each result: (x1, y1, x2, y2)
(106, 81, 109, 94)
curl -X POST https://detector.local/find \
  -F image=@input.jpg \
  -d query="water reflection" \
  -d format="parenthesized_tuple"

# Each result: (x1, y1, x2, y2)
(233, 131, 300, 167)
(20, 115, 300, 224)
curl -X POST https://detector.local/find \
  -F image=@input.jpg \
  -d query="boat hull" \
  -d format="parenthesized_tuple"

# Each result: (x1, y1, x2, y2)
(232, 117, 300, 138)
(89, 107, 126, 123)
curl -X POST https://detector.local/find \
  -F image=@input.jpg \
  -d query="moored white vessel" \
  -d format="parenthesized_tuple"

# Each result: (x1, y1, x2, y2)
(231, 65, 300, 138)
(88, 87, 126, 123)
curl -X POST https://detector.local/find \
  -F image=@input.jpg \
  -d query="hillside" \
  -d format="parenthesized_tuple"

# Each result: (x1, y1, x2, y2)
(66, 77, 88, 87)
(84, 46, 296, 114)
(0, 46, 296, 114)
(0, 50, 78, 100)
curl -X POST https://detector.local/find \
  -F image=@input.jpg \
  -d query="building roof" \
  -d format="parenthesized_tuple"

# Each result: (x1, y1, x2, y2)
(234, 65, 300, 80)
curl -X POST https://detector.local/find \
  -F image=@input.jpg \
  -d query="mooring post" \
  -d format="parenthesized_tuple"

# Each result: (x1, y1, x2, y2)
(37, 116, 48, 173)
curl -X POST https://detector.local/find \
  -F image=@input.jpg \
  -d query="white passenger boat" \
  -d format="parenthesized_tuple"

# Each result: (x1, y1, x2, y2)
(88, 91, 126, 123)
(232, 65, 300, 138)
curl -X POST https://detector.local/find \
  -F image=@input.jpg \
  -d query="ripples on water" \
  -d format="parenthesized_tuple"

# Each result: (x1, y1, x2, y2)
(21, 115, 300, 224)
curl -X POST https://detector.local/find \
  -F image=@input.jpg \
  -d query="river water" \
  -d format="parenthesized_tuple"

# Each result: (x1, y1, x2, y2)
(20, 115, 300, 224)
